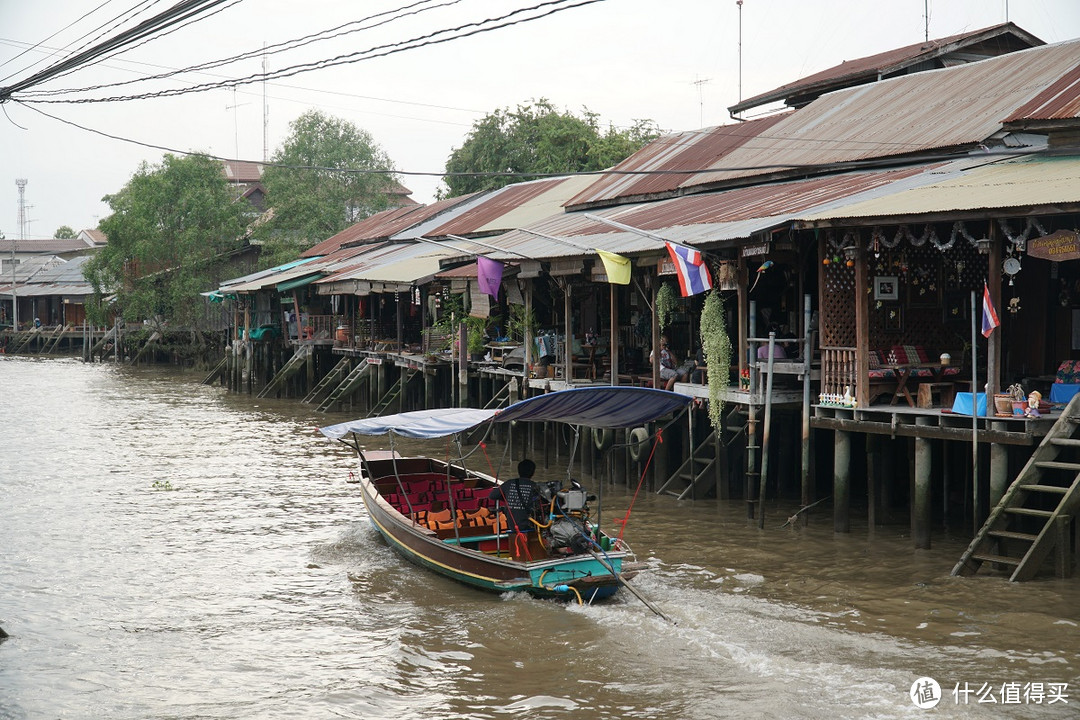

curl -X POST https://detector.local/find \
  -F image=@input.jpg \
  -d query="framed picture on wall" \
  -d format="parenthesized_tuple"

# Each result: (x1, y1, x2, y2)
(874, 276, 899, 301)
(883, 304, 903, 333)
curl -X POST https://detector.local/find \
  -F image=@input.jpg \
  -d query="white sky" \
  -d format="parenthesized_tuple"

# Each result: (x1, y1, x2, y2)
(1, 0, 1078, 240)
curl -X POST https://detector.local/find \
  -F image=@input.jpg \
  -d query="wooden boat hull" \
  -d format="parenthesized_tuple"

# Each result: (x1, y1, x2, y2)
(357, 456, 629, 601)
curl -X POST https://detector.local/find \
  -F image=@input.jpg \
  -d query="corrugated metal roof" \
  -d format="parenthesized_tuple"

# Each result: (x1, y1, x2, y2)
(218, 256, 320, 292)
(300, 193, 480, 257)
(316, 242, 462, 292)
(730, 23, 1042, 114)
(564, 115, 789, 209)
(1005, 64, 1080, 122)
(686, 39, 1080, 191)
(799, 154, 1080, 221)
(28, 255, 92, 284)
(425, 176, 598, 237)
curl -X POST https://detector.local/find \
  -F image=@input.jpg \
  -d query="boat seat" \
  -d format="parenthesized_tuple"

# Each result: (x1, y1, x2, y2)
(424, 509, 453, 529)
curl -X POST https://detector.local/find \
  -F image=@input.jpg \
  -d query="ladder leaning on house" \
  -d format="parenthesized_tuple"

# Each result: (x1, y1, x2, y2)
(302, 356, 351, 405)
(953, 392, 1080, 581)
(256, 345, 312, 399)
(657, 428, 720, 500)
(316, 359, 371, 413)
(366, 367, 419, 418)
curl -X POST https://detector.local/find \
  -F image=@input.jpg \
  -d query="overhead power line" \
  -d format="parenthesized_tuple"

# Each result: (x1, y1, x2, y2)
(21, 0, 463, 99)
(0, 0, 230, 102)
(13, 0, 607, 105)
(16, 98, 1041, 182)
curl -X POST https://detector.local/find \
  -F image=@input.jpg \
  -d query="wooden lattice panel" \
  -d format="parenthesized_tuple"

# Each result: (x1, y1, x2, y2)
(866, 223, 986, 356)
(820, 256, 856, 347)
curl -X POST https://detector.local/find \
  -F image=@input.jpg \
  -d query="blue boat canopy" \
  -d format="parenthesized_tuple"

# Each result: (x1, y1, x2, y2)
(319, 386, 692, 440)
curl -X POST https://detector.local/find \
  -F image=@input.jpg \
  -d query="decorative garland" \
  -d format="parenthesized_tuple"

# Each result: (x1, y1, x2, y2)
(998, 217, 1049, 251)
(867, 226, 900, 250)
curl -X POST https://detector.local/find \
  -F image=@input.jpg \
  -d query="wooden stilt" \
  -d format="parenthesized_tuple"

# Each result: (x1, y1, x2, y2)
(913, 430, 932, 549)
(834, 429, 851, 533)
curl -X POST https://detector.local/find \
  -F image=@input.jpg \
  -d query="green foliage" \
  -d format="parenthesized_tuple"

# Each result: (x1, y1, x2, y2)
(53, 225, 76, 239)
(506, 303, 536, 342)
(255, 110, 397, 267)
(441, 99, 662, 197)
(655, 282, 678, 333)
(700, 291, 732, 431)
(83, 154, 247, 328)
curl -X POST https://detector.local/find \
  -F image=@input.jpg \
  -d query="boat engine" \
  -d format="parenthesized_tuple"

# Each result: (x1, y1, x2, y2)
(549, 516, 592, 555)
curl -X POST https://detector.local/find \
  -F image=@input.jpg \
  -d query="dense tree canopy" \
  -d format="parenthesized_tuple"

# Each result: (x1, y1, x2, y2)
(83, 153, 247, 328)
(441, 99, 662, 197)
(254, 110, 397, 267)
(53, 225, 76, 239)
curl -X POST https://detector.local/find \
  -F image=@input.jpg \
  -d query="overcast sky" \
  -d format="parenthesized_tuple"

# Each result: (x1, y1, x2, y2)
(1, 0, 1078, 240)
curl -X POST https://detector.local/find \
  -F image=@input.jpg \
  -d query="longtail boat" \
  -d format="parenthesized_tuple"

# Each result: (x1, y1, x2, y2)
(320, 386, 691, 605)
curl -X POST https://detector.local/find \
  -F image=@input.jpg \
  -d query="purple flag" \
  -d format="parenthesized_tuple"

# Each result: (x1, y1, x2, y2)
(476, 256, 503, 299)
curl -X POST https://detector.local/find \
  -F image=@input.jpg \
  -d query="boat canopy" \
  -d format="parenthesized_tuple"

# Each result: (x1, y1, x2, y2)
(319, 387, 692, 440)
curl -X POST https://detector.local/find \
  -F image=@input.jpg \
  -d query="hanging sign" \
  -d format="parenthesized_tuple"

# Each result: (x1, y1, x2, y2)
(657, 257, 676, 276)
(1027, 229, 1080, 262)
(741, 241, 770, 258)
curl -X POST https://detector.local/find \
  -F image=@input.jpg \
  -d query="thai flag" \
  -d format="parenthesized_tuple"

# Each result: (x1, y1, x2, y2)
(666, 242, 712, 297)
(981, 282, 1000, 338)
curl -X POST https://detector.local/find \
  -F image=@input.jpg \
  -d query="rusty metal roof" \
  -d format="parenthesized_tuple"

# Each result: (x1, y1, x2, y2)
(424, 176, 598, 237)
(730, 23, 1043, 115)
(222, 160, 263, 183)
(1005, 64, 1080, 123)
(799, 154, 1080, 222)
(563, 115, 789, 209)
(687, 38, 1080, 192)
(301, 194, 480, 257)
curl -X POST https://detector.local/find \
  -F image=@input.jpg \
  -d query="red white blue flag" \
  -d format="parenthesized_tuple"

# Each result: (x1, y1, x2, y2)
(981, 282, 1000, 338)
(666, 242, 712, 297)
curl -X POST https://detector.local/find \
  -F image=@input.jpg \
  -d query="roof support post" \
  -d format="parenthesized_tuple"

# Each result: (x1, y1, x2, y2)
(987, 223, 1002, 398)
(854, 239, 870, 408)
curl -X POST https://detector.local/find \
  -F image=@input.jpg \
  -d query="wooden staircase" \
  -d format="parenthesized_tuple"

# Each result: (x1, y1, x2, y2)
(366, 368, 419, 418)
(484, 378, 516, 410)
(953, 392, 1080, 581)
(201, 356, 228, 385)
(39, 325, 69, 354)
(302, 356, 351, 404)
(256, 345, 312, 399)
(658, 429, 719, 500)
(316, 359, 371, 413)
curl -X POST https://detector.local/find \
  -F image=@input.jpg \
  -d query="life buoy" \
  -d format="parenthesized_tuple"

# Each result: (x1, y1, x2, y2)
(628, 427, 650, 462)
(593, 427, 614, 451)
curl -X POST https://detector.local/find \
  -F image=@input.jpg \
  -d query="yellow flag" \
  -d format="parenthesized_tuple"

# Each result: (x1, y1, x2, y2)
(596, 249, 631, 285)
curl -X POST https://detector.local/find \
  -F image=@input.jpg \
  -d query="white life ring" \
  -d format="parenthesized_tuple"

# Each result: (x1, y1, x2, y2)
(628, 427, 650, 462)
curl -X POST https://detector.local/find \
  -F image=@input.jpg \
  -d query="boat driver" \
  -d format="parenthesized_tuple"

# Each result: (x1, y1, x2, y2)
(487, 459, 540, 534)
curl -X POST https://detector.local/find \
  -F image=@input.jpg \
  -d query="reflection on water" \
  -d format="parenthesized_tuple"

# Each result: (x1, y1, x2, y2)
(0, 357, 1076, 719)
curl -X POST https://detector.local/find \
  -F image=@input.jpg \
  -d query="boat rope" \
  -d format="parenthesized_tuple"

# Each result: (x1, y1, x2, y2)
(615, 428, 663, 541)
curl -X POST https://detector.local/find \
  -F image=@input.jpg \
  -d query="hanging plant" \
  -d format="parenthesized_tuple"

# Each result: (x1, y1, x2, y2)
(700, 290, 732, 432)
(656, 281, 678, 333)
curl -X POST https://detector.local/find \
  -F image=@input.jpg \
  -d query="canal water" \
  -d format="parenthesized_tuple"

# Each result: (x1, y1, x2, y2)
(0, 357, 1076, 719)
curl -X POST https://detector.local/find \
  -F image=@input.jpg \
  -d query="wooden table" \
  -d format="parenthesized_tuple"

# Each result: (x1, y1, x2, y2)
(886, 363, 952, 407)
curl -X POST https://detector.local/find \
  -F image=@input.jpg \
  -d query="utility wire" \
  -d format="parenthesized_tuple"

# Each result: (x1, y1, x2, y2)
(22, 0, 461, 99)
(15, 99, 1039, 181)
(0, 0, 230, 101)
(0, 0, 120, 77)
(19, 0, 245, 92)
(13, 0, 607, 104)
(0, 0, 159, 83)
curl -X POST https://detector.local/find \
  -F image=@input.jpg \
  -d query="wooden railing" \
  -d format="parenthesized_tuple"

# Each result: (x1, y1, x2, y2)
(820, 346, 857, 402)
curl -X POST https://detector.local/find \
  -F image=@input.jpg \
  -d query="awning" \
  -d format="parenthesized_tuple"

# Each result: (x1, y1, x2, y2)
(276, 273, 321, 293)
(319, 386, 693, 440)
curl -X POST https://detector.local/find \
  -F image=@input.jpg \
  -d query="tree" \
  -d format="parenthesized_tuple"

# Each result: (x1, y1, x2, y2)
(441, 99, 662, 197)
(83, 153, 247, 328)
(54, 225, 76, 239)
(255, 110, 397, 267)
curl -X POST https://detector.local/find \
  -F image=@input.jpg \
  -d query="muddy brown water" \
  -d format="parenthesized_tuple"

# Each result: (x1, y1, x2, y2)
(0, 357, 1076, 718)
